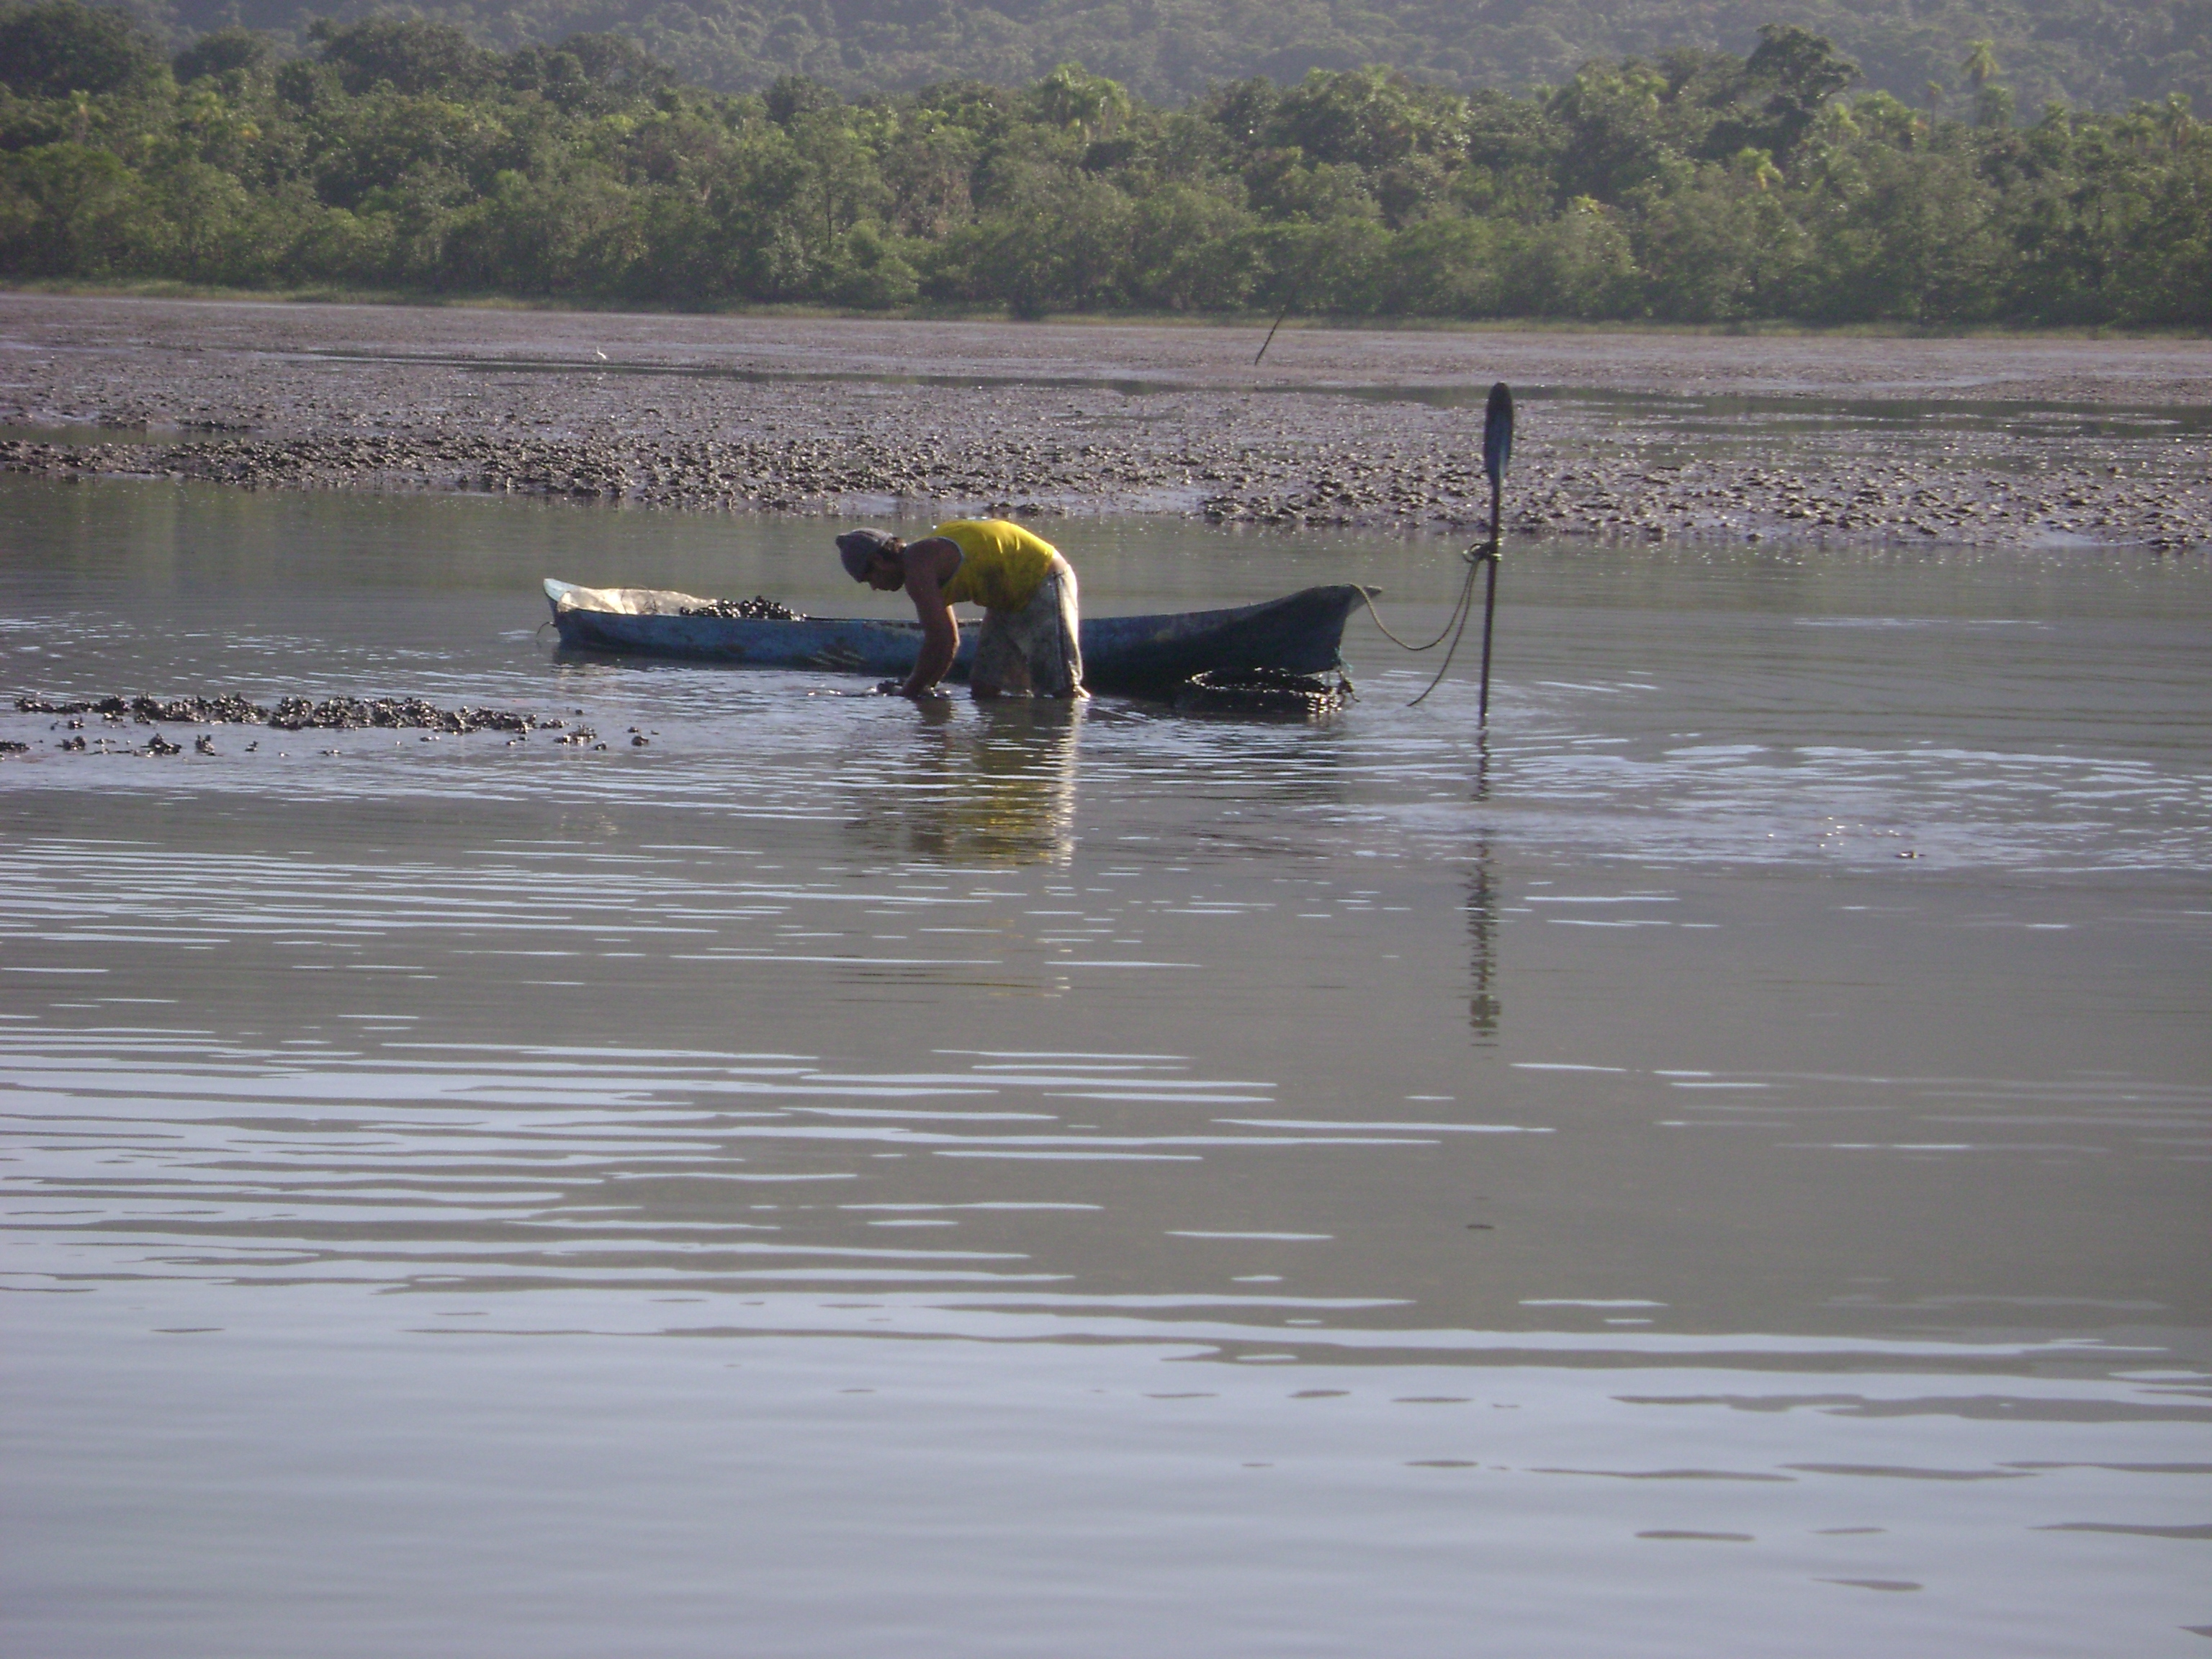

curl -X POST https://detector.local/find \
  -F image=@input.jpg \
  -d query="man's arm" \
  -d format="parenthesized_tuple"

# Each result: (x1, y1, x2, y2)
(899, 537, 961, 696)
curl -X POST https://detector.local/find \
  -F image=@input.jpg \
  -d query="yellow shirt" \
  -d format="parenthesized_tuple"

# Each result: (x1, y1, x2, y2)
(935, 520, 1061, 612)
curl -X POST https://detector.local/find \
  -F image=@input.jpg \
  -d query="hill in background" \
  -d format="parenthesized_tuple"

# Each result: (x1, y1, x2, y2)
(116, 0, 2212, 114)
(5, 1, 2203, 326)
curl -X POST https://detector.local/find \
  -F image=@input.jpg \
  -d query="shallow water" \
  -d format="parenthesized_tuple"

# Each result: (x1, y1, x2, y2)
(3, 478, 2209, 1657)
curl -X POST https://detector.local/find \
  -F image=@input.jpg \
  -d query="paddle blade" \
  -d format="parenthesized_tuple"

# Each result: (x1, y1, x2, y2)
(1483, 382, 1514, 489)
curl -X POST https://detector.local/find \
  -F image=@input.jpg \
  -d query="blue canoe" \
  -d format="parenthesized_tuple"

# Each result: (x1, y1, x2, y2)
(543, 578, 1373, 697)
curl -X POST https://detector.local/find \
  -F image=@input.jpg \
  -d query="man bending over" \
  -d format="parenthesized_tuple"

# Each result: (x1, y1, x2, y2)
(837, 518, 1086, 701)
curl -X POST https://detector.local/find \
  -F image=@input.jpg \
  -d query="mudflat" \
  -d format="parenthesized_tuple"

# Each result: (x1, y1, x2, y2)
(1, 292, 2206, 549)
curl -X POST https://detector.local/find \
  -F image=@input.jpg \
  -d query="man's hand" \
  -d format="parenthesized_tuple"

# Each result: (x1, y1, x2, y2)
(896, 539, 962, 695)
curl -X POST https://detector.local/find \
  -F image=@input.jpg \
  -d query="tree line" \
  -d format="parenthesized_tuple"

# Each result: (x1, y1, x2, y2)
(1, 1, 2206, 325)
(115, 0, 2212, 119)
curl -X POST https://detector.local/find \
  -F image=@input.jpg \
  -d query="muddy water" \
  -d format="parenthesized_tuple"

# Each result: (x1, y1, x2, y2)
(3, 477, 2208, 1658)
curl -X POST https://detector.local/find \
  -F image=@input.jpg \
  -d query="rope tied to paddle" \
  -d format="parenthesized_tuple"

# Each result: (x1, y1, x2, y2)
(1403, 542, 1495, 708)
(1352, 555, 1483, 654)
(1365, 382, 1513, 714)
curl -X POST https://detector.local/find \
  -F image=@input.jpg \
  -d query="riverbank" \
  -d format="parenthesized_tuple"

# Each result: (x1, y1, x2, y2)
(2, 293, 2206, 551)
(16, 279, 2206, 340)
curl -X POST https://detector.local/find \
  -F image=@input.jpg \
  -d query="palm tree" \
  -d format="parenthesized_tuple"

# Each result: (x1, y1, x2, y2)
(2155, 92, 2193, 154)
(1961, 40, 2000, 89)
(1035, 63, 1130, 143)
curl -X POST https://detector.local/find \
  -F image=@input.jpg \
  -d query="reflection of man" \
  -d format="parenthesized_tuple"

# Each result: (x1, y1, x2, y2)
(859, 701, 1085, 868)
(837, 518, 1086, 701)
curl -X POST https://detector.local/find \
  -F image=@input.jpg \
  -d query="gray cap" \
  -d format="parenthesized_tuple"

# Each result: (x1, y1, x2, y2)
(837, 529, 896, 581)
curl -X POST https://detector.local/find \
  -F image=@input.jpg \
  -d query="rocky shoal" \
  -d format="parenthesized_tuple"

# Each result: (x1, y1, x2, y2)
(18, 691, 550, 732)
(7, 693, 634, 756)
(1, 295, 2204, 552)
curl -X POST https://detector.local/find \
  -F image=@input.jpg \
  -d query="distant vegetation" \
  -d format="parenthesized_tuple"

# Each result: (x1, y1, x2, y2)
(106, 0, 2212, 115)
(2, 1, 2206, 325)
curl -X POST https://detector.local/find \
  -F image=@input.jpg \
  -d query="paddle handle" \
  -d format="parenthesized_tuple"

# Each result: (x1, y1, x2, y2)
(1476, 553, 1498, 724)
(1477, 477, 1501, 724)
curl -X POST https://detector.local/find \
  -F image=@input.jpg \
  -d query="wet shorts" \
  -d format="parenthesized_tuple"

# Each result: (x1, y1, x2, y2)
(971, 555, 1085, 698)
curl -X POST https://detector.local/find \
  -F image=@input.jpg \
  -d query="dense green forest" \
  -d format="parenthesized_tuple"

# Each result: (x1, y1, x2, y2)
(107, 0, 2212, 114)
(2, 1, 2206, 324)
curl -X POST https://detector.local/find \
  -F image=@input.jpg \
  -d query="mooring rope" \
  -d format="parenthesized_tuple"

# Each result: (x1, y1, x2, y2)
(1352, 561, 1473, 652)
(1354, 543, 1492, 706)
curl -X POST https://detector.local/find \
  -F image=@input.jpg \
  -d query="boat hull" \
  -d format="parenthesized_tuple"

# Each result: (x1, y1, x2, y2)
(544, 580, 1372, 698)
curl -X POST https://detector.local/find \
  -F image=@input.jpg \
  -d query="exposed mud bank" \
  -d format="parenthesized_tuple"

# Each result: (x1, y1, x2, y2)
(1, 295, 2205, 551)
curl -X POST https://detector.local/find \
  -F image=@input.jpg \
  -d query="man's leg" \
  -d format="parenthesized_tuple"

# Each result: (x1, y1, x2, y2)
(1050, 562, 1086, 699)
(971, 610, 1021, 700)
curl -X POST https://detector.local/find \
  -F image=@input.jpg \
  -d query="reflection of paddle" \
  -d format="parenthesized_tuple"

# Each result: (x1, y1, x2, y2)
(1478, 382, 1513, 724)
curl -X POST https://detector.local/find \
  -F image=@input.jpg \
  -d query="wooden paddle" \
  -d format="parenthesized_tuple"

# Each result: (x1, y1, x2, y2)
(1408, 381, 1516, 712)
(1477, 382, 1513, 724)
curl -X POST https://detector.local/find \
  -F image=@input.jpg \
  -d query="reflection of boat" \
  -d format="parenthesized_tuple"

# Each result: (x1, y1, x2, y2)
(543, 579, 1373, 697)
